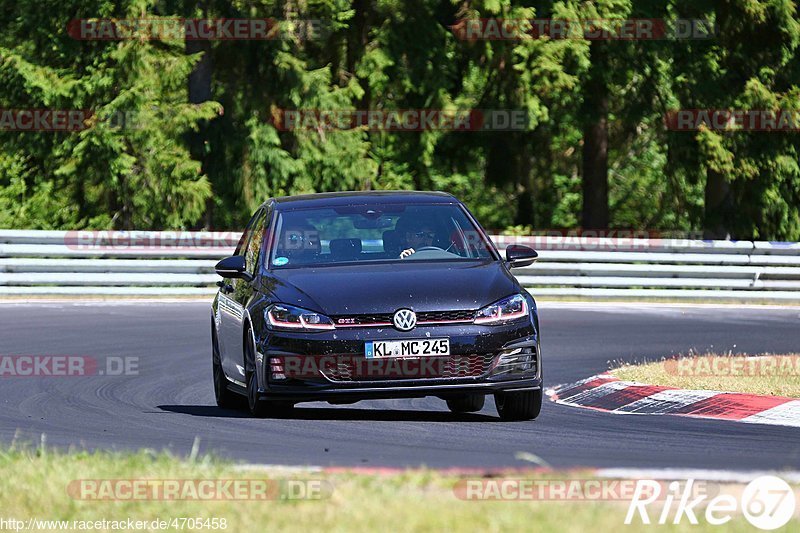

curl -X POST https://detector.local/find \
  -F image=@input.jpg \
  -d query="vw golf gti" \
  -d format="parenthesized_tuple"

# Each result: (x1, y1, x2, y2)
(211, 191, 542, 420)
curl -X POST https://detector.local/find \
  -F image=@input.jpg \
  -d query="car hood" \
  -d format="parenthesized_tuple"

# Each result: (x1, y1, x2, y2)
(262, 260, 520, 315)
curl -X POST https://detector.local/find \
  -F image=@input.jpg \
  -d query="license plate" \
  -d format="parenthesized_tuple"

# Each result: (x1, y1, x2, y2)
(365, 339, 450, 358)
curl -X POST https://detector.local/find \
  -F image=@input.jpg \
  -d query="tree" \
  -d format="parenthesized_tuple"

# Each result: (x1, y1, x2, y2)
(0, 0, 221, 229)
(668, 0, 800, 239)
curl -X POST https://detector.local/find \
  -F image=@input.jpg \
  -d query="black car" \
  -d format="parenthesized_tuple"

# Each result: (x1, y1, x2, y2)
(211, 191, 542, 420)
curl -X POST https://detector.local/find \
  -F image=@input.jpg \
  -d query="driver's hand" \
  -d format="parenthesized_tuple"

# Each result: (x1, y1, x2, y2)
(399, 248, 415, 259)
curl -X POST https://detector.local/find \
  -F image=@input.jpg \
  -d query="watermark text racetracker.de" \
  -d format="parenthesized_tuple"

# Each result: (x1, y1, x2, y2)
(0, 109, 90, 132)
(492, 229, 704, 252)
(269, 354, 490, 380)
(63, 228, 706, 254)
(63, 230, 241, 251)
(67, 478, 332, 501)
(67, 18, 327, 41)
(664, 355, 800, 377)
(453, 478, 718, 501)
(0, 107, 222, 132)
(271, 109, 534, 132)
(0, 109, 144, 132)
(665, 109, 800, 131)
(0, 355, 138, 377)
(455, 476, 797, 530)
(450, 18, 716, 41)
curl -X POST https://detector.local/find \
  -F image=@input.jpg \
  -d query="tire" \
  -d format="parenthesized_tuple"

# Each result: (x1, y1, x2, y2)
(494, 389, 542, 421)
(446, 394, 486, 413)
(212, 324, 239, 409)
(246, 369, 271, 417)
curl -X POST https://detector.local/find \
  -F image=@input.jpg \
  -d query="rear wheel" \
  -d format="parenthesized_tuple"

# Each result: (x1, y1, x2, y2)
(445, 394, 486, 413)
(212, 324, 239, 409)
(494, 389, 542, 421)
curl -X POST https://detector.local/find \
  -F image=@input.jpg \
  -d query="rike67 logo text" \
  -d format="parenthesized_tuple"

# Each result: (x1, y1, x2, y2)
(626, 476, 796, 530)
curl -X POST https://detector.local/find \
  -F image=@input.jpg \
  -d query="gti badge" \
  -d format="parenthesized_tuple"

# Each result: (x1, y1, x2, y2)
(393, 309, 417, 331)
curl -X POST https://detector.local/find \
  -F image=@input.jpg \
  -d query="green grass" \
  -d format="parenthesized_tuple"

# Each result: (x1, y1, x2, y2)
(611, 354, 800, 398)
(0, 447, 797, 532)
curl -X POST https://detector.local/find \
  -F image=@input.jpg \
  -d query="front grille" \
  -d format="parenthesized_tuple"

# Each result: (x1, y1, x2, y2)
(320, 353, 495, 382)
(332, 309, 476, 327)
(418, 310, 475, 322)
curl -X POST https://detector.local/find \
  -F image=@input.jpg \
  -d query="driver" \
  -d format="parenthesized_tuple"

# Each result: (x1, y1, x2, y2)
(399, 222, 437, 259)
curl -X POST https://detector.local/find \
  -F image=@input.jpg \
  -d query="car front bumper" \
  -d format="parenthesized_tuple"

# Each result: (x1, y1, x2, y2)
(254, 320, 541, 403)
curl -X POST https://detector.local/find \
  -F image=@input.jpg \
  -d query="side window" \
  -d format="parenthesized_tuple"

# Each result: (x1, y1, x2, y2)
(235, 210, 261, 257)
(245, 209, 268, 274)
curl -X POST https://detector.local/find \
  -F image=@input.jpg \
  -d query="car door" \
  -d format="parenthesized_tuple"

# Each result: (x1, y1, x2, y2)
(220, 207, 269, 381)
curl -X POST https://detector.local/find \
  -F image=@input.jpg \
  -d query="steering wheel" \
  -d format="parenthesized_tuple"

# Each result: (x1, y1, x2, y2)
(415, 246, 445, 252)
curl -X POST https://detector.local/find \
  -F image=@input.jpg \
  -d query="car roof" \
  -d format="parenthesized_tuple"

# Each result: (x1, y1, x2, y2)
(267, 191, 458, 210)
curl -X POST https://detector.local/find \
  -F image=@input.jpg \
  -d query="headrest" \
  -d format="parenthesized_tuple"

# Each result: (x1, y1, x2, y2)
(329, 238, 362, 258)
(382, 230, 401, 254)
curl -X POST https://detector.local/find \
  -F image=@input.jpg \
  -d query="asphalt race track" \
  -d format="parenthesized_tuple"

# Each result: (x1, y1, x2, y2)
(1, 301, 799, 470)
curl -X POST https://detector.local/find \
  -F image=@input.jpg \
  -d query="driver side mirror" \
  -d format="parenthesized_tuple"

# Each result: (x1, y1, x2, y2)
(505, 244, 538, 268)
(215, 255, 253, 282)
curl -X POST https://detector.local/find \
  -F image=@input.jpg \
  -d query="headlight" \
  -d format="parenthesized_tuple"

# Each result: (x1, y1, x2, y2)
(265, 304, 335, 331)
(474, 294, 528, 325)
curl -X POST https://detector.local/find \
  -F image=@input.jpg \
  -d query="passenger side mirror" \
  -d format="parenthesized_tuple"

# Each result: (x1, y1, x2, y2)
(215, 255, 253, 282)
(505, 244, 538, 268)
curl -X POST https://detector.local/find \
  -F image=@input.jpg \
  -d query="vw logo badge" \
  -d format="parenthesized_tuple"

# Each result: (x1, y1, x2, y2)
(393, 309, 417, 331)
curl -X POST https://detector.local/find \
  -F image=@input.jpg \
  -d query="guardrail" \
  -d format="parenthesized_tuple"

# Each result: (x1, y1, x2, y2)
(2, 230, 800, 301)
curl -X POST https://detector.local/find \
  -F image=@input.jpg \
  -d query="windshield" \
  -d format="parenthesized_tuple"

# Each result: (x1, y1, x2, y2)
(267, 203, 497, 269)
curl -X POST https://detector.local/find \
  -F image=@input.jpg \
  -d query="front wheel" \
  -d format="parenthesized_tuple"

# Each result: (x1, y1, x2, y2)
(494, 389, 542, 421)
(246, 369, 271, 417)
